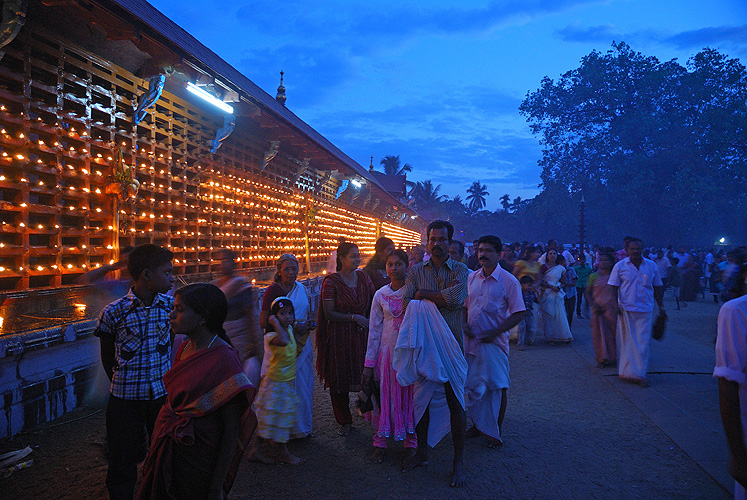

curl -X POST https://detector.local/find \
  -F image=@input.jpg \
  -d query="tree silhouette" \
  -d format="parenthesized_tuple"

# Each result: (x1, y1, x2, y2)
(466, 181, 489, 213)
(520, 42, 747, 244)
(511, 196, 523, 212)
(499, 193, 510, 212)
(411, 180, 445, 211)
(380, 155, 412, 175)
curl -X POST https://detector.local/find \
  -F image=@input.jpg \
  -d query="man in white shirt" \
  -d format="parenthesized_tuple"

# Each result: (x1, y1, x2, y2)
(714, 290, 747, 499)
(705, 248, 715, 288)
(608, 238, 665, 387)
(654, 250, 672, 286)
(674, 246, 690, 268)
(463, 235, 525, 448)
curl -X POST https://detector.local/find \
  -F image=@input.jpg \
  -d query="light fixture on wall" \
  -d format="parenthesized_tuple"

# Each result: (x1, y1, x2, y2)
(186, 82, 234, 114)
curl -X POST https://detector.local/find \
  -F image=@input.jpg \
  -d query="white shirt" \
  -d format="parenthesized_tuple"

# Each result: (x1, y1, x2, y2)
(674, 252, 689, 267)
(714, 295, 747, 452)
(655, 256, 672, 280)
(465, 266, 525, 355)
(608, 257, 663, 313)
(704, 253, 714, 277)
(562, 249, 574, 265)
(583, 250, 594, 267)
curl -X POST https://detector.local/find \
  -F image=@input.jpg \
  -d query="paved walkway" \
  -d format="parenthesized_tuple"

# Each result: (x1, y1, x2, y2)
(1, 294, 732, 499)
(573, 294, 731, 495)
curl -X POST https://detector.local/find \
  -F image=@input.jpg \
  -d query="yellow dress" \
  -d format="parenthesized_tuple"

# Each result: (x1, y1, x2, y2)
(253, 326, 298, 443)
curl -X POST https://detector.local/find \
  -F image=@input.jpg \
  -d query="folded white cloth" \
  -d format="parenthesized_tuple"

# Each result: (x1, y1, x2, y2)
(393, 299, 467, 447)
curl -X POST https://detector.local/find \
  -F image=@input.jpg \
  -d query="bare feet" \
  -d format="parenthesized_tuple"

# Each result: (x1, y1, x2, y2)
(465, 426, 481, 439)
(246, 448, 275, 465)
(487, 437, 503, 449)
(337, 424, 352, 436)
(278, 451, 305, 466)
(371, 448, 386, 464)
(401, 451, 428, 472)
(450, 461, 466, 487)
(402, 447, 417, 468)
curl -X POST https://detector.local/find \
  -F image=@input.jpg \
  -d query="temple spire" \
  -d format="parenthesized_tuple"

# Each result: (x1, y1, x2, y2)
(276, 70, 286, 106)
(369, 156, 375, 172)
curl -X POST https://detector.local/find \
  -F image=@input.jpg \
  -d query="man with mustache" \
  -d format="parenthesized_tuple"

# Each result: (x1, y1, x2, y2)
(463, 235, 526, 448)
(609, 237, 665, 387)
(401, 220, 469, 487)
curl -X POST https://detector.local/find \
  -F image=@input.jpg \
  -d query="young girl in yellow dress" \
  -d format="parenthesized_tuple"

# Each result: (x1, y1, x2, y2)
(249, 297, 304, 465)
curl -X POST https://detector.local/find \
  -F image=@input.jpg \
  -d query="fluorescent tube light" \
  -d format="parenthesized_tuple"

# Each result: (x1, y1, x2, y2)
(186, 82, 234, 114)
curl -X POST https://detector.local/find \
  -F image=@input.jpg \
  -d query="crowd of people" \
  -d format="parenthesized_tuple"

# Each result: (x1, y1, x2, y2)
(88, 228, 747, 499)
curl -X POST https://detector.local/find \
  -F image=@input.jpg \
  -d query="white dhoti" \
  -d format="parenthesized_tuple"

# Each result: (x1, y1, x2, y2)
(616, 310, 654, 380)
(393, 300, 467, 448)
(465, 343, 510, 442)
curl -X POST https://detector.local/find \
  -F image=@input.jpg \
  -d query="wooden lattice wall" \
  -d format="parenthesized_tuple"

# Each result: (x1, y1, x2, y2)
(0, 27, 421, 291)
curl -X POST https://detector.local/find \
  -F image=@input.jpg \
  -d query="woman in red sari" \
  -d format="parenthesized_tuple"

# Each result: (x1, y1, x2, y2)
(137, 284, 256, 500)
(317, 242, 375, 435)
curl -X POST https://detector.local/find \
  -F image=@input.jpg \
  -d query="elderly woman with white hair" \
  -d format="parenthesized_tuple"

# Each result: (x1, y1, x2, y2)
(260, 254, 316, 439)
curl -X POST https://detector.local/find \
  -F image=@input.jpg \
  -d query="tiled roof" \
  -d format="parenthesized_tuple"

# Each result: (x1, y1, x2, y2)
(109, 0, 418, 216)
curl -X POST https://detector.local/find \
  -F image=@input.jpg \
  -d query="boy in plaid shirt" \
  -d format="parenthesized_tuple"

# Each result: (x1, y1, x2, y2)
(95, 244, 174, 500)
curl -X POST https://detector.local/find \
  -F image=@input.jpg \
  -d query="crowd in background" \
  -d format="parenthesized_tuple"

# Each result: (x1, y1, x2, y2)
(87, 231, 747, 499)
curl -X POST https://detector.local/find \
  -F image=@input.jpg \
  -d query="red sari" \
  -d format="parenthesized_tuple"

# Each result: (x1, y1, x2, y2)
(316, 270, 375, 393)
(137, 343, 256, 500)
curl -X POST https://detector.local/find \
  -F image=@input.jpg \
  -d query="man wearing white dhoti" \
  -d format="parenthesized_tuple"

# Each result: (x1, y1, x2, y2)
(463, 235, 525, 447)
(399, 220, 469, 487)
(608, 238, 665, 387)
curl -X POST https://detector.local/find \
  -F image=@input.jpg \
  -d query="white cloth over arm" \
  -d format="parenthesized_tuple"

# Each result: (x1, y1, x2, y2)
(392, 299, 467, 447)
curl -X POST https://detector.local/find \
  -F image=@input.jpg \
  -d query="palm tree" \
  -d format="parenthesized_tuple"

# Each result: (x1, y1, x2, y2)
(510, 196, 523, 212)
(380, 155, 412, 176)
(412, 180, 445, 210)
(466, 182, 489, 213)
(499, 193, 510, 212)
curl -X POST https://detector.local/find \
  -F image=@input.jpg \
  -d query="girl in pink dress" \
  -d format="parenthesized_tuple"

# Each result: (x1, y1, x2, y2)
(361, 250, 416, 463)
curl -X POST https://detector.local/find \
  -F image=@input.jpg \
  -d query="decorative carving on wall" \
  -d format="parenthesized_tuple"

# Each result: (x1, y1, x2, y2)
(261, 140, 281, 171)
(210, 115, 235, 153)
(291, 158, 310, 183)
(133, 74, 165, 124)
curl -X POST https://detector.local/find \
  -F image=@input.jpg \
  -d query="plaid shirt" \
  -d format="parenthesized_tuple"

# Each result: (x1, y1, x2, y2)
(95, 289, 174, 400)
(403, 257, 469, 348)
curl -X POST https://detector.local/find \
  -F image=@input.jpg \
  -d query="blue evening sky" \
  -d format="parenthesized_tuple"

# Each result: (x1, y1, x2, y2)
(148, 0, 747, 208)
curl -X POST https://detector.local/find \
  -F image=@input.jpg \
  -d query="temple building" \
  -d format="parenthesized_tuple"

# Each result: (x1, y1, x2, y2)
(0, 0, 423, 437)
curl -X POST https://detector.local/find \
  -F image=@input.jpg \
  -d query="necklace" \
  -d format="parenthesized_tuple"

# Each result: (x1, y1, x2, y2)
(207, 334, 218, 348)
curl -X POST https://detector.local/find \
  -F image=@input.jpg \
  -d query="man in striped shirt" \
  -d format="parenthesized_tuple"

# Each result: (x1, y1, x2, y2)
(402, 220, 469, 487)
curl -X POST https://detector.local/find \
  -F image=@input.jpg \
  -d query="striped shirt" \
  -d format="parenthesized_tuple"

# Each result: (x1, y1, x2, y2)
(403, 257, 469, 348)
(95, 289, 174, 400)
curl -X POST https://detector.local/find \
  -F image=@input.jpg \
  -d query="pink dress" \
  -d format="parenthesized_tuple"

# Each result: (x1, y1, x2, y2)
(364, 285, 416, 446)
(589, 272, 617, 364)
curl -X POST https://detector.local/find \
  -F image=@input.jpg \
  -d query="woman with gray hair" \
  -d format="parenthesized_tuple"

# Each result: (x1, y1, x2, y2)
(260, 254, 316, 439)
